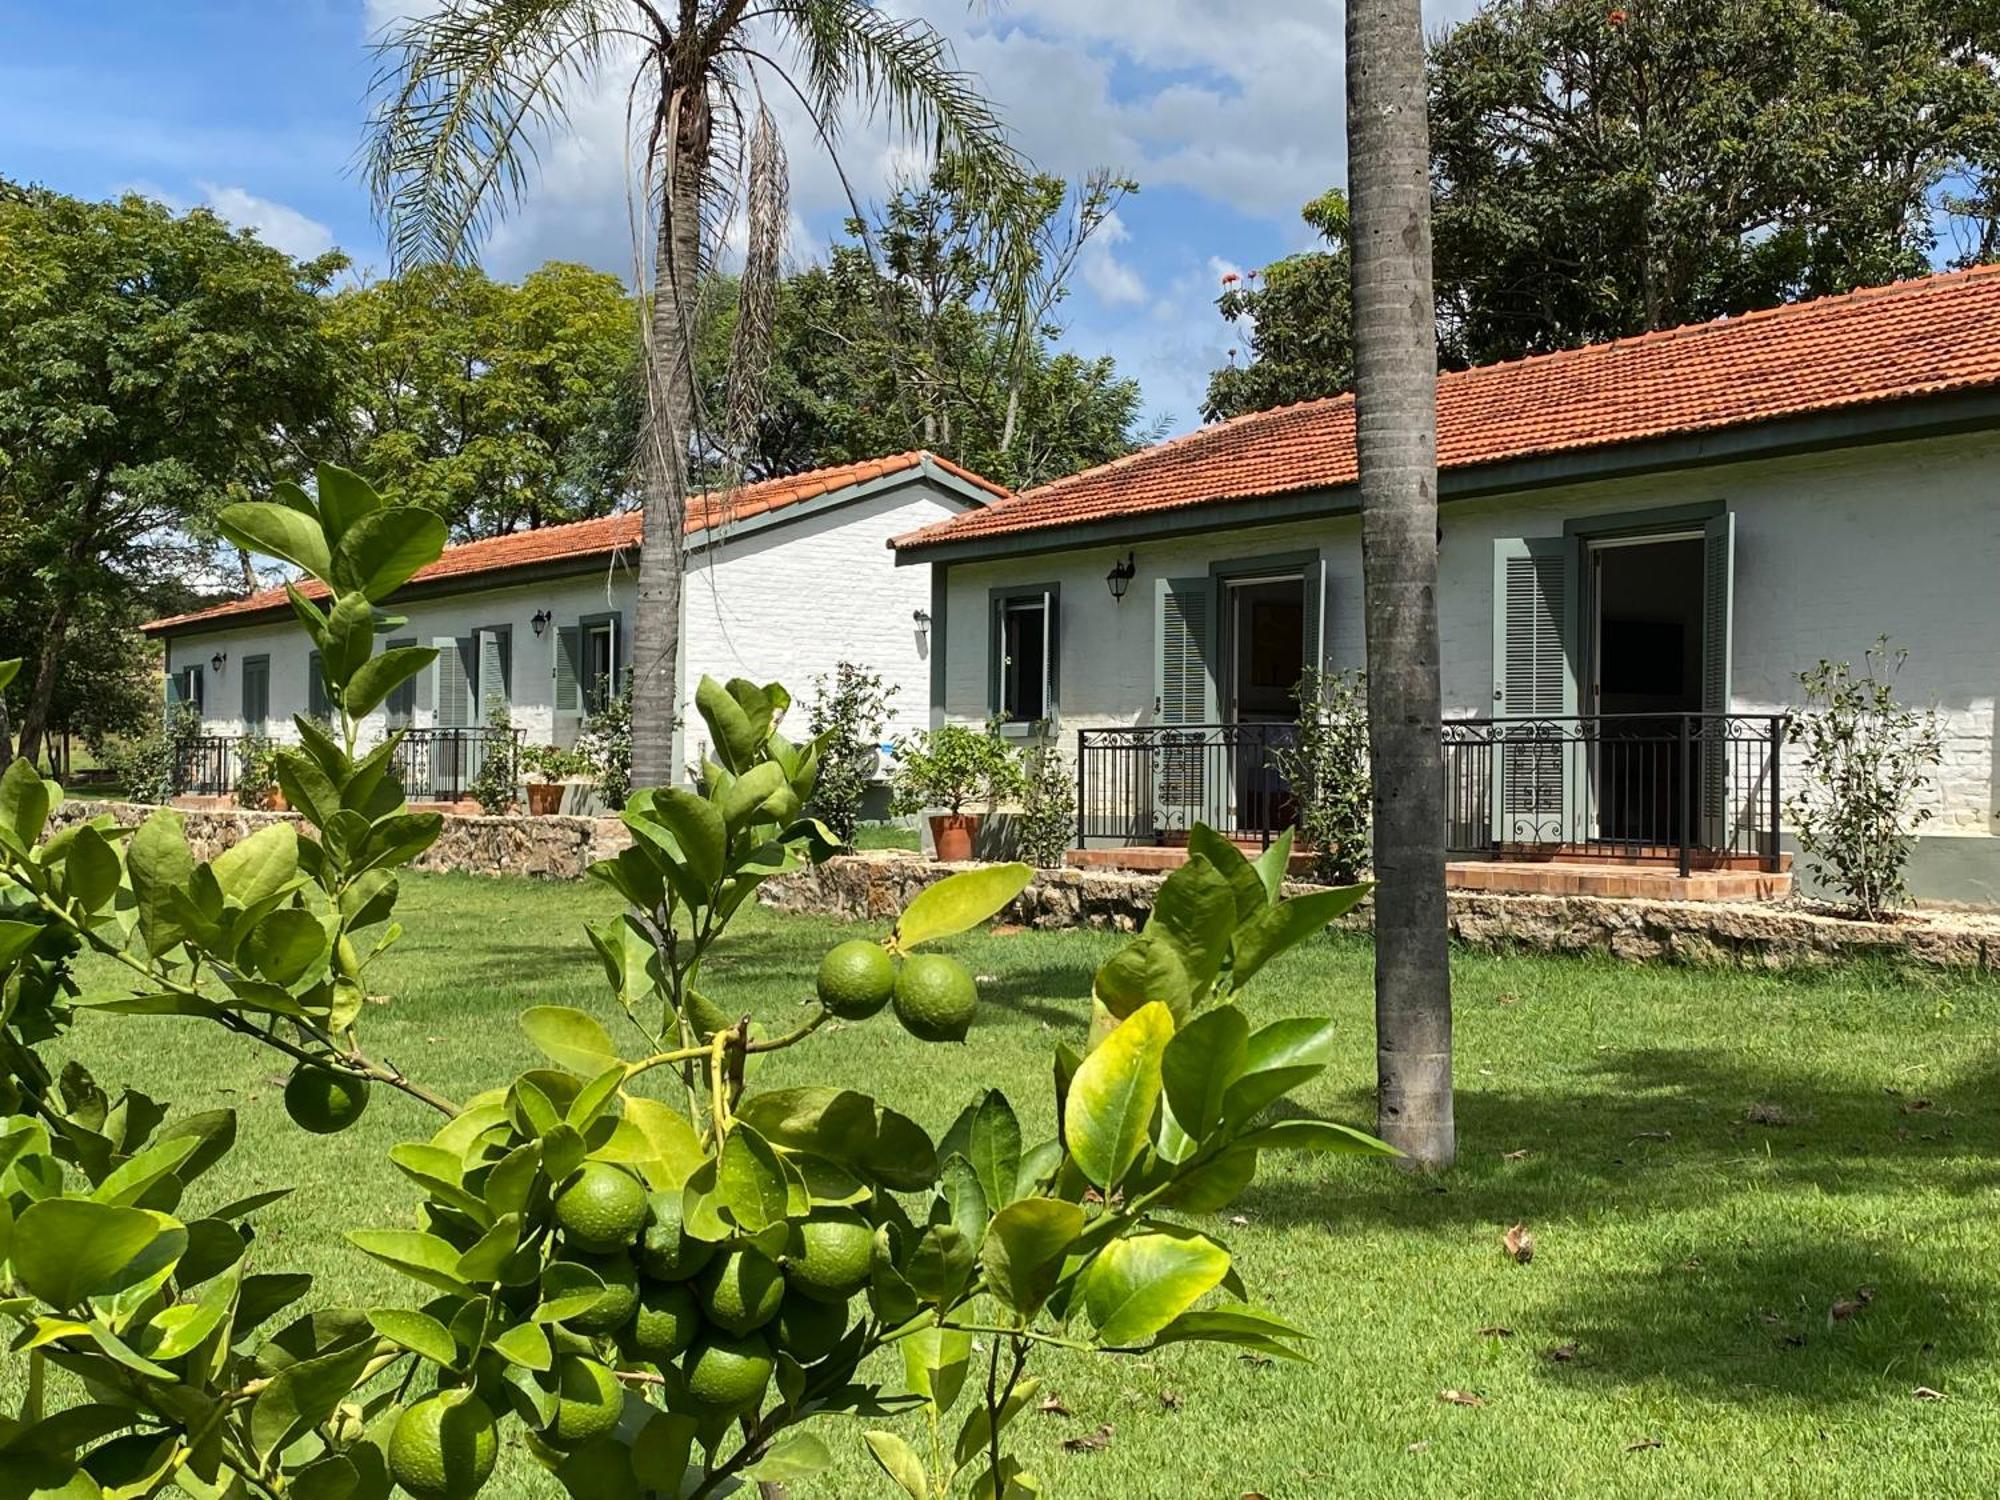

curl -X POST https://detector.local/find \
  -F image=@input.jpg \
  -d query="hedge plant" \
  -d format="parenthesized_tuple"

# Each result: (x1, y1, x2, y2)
(0, 465, 1384, 1499)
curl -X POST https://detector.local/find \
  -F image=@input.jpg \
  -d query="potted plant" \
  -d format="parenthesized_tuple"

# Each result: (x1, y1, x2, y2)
(890, 721, 1024, 861)
(234, 736, 287, 812)
(521, 743, 590, 816)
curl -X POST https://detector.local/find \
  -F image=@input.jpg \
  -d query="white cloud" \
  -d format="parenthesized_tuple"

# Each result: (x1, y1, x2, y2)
(198, 185, 337, 260)
(1078, 210, 1145, 306)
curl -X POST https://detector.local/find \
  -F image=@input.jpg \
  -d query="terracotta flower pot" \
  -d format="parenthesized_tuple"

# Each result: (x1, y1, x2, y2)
(526, 782, 565, 816)
(262, 789, 288, 813)
(929, 812, 980, 862)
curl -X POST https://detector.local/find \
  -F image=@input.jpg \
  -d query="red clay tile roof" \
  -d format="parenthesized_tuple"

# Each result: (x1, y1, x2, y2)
(145, 452, 1007, 634)
(895, 266, 2000, 553)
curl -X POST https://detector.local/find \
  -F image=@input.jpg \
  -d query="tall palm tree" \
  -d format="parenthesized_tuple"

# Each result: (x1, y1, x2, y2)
(366, 0, 1015, 787)
(1346, 0, 1454, 1166)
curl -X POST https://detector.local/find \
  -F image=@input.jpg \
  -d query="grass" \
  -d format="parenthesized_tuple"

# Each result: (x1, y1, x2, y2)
(850, 820, 921, 851)
(38, 872, 2000, 1498)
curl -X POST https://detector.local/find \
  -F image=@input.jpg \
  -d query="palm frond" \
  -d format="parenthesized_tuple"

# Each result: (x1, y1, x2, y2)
(364, 0, 635, 268)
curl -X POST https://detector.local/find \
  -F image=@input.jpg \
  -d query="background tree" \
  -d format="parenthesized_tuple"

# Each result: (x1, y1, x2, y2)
(324, 261, 641, 540)
(0, 183, 342, 768)
(696, 160, 1153, 491)
(1348, 0, 1456, 1168)
(368, 0, 1016, 791)
(1204, 191, 1355, 421)
(1212, 0, 2000, 401)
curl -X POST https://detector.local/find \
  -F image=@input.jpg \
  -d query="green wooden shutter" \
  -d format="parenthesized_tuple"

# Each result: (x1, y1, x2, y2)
(1701, 512, 1735, 846)
(1041, 589, 1059, 721)
(307, 653, 329, 721)
(385, 637, 418, 726)
(1301, 555, 1327, 681)
(553, 624, 582, 744)
(434, 636, 473, 727)
(476, 628, 510, 720)
(1155, 576, 1217, 833)
(242, 657, 269, 734)
(1491, 537, 1579, 844)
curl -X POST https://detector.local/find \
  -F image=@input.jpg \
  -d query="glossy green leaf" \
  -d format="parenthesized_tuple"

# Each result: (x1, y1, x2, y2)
(979, 1199, 1084, 1320)
(217, 501, 332, 581)
(953, 1375, 1042, 1473)
(696, 675, 765, 771)
(901, 1322, 972, 1416)
(210, 823, 299, 909)
(650, 788, 726, 886)
(1186, 825, 1270, 921)
(893, 863, 1033, 951)
(89, 1134, 198, 1207)
(0, 658, 16, 693)
(864, 1430, 927, 1500)
(1233, 1118, 1399, 1157)
(62, 827, 121, 914)
(1083, 1229, 1232, 1346)
(520, 1005, 619, 1077)
(1230, 884, 1371, 989)
(243, 908, 327, 986)
(533, 1261, 607, 1323)
(1090, 933, 1194, 1023)
(616, 1096, 707, 1192)
(345, 647, 439, 721)
(0, 760, 53, 853)
(248, 1339, 375, 1459)
(330, 507, 447, 601)
(367, 1308, 457, 1368)
(490, 1320, 552, 1371)
(939, 1090, 1021, 1210)
(1142, 855, 1236, 997)
(717, 1124, 788, 1233)
(10, 1201, 164, 1308)
(311, 462, 383, 542)
(1149, 1304, 1311, 1359)
(1222, 1017, 1340, 1128)
(345, 1230, 470, 1295)
(1065, 1002, 1174, 1189)
(734, 1087, 937, 1192)
(0, 920, 42, 969)
(746, 1433, 831, 1483)
(1160, 1005, 1249, 1152)
(718, 761, 786, 826)
(125, 811, 194, 957)
(1248, 827, 1295, 906)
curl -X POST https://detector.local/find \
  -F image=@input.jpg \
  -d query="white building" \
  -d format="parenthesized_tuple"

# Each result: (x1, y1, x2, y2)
(893, 269, 2000, 904)
(143, 452, 1004, 800)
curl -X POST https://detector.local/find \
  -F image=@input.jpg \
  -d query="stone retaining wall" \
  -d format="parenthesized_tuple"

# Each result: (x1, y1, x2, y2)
(48, 801, 633, 881)
(761, 852, 2000, 973)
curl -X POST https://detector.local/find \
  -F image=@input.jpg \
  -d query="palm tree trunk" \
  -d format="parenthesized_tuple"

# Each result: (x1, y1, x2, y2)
(1347, 0, 1454, 1167)
(630, 97, 710, 789)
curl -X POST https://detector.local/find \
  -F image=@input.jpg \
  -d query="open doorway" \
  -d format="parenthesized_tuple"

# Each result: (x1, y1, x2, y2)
(1222, 574, 1305, 834)
(1587, 534, 1704, 845)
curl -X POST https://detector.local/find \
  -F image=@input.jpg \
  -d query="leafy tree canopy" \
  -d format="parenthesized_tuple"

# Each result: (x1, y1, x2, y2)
(1206, 0, 2000, 414)
(1203, 191, 1354, 422)
(0, 180, 344, 763)
(697, 159, 1156, 493)
(323, 260, 642, 540)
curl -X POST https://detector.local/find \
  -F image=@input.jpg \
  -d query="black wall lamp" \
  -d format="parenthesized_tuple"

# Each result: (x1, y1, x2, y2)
(210, 651, 227, 673)
(531, 609, 552, 638)
(1105, 552, 1137, 603)
(912, 608, 931, 644)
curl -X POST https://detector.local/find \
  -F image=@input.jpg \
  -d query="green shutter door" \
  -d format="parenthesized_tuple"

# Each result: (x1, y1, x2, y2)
(1155, 576, 1218, 835)
(434, 637, 473, 727)
(553, 624, 582, 745)
(1701, 512, 1735, 847)
(241, 657, 270, 734)
(476, 629, 510, 722)
(1301, 555, 1328, 678)
(385, 638, 418, 727)
(1491, 537, 1580, 845)
(307, 654, 328, 721)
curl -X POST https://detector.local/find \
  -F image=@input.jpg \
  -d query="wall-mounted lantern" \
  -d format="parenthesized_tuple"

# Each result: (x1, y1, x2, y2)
(210, 651, 227, 673)
(531, 609, 552, 638)
(1105, 553, 1137, 603)
(912, 608, 931, 645)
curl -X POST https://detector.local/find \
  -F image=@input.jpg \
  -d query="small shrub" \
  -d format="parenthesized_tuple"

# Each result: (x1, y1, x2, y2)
(1274, 666, 1372, 885)
(521, 742, 591, 784)
(892, 719, 1024, 817)
(234, 734, 280, 809)
(106, 699, 203, 805)
(577, 682, 633, 809)
(807, 662, 898, 843)
(1016, 727, 1076, 867)
(467, 703, 519, 814)
(1787, 637, 1943, 919)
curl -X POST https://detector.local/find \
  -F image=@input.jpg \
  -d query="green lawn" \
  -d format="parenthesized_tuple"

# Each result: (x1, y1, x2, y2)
(42, 873, 2000, 1498)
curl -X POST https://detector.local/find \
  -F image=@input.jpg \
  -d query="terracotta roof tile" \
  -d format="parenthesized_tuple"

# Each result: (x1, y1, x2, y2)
(895, 266, 2000, 553)
(146, 451, 1008, 633)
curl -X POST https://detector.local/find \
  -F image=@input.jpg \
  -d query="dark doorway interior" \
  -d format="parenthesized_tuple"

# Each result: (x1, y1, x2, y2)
(1224, 576, 1305, 833)
(1590, 537, 1704, 845)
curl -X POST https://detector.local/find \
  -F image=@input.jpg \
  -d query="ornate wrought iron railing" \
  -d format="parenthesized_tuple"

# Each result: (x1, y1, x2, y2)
(1075, 723, 1300, 850)
(389, 727, 523, 804)
(175, 736, 241, 798)
(1440, 713, 1789, 874)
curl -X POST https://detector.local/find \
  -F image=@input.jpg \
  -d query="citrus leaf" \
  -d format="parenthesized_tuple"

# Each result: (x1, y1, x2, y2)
(520, 1006, 619, 1077)
(893, 864, 1032, 951)
(10, 1201, 164, 1309)
(366, 1308, 457, 1369)
(864, 1430, 927, 1500)
(1065, 1002, 1174, 1189)
(1083, 1229, 1232, 1346)
(217, 501, 332, 581)
(979, 1199, 1084, 1320)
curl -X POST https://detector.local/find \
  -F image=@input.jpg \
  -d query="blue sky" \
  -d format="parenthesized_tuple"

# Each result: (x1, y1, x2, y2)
(0, 1, 1478, 435)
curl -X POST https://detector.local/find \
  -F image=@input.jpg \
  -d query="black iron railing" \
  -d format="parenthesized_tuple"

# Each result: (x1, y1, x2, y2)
(389, 727, 523, 803)
(175, 736, 241, 797)
(1076, 723, 1299, 850)
(1440, 713, 1788, 874)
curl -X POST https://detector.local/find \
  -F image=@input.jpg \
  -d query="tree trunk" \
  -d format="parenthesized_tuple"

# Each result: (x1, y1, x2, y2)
(629, 96, 710, 790)
(15, 591, 74, 772)
(1347, 0, 1454, 1168)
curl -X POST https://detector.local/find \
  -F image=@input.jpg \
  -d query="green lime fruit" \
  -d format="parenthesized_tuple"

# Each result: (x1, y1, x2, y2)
(546, 1357, 624, 1450)
(625, 1279, 702, 1364)
(284, 1065, 370, 1135)
(784, 1210, 873, 1303)
(892, 954, 978, 1043)
(683, 1331, 775, 1411)
(637, 1193, 717, 1282)
(565, 1252, 639, 1335)
(554, 1163, 648, 1253)
(815, 940, 897, 1019)
(697, 1248, 784, 1335)
(774, 1292, 849, 1364)
(388, 1392, 498, 1500)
